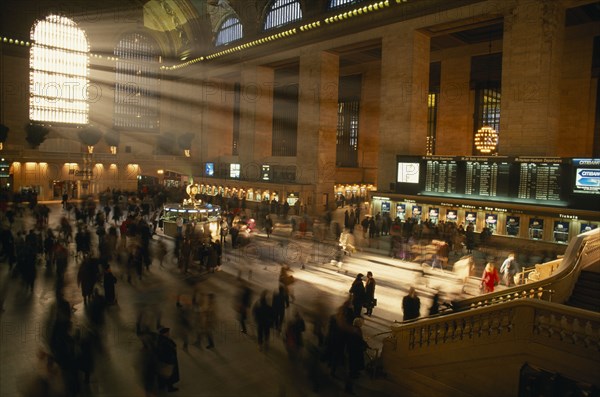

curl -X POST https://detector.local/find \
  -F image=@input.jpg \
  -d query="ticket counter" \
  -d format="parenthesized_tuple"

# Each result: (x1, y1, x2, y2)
(161, 203, 221, 238)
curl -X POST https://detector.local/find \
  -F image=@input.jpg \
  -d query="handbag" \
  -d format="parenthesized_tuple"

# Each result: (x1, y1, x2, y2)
(372, 298, 377, 307)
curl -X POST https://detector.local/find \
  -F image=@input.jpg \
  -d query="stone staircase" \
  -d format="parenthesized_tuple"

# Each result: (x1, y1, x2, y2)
(567, 270, 600, 312)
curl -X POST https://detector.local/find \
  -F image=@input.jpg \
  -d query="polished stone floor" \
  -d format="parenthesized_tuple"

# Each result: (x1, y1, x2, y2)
(0, 202, 498, 397)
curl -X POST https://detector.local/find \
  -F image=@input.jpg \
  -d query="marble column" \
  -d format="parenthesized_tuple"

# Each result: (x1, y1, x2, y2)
(500, 0, 565, 155)
(239, 66, 274, 166)
(297, 49, 339, 213)
(378, 28, 430, 191)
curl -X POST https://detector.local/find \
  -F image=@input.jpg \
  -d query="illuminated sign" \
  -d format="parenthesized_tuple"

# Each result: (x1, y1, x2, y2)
(205, 162, 214, 176)
(397, 162, 420, 183)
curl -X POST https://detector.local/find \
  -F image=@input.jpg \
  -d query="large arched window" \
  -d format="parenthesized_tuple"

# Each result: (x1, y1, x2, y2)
(30, 15, 89, 125)
(328, 0, 365, 9)
(264, 0, 302, 31)
(215, 16, 243, 46)
(114, 33, 161, 130)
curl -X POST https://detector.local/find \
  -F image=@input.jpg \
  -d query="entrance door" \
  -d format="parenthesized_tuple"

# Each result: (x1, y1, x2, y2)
(52, 181, 65, 199)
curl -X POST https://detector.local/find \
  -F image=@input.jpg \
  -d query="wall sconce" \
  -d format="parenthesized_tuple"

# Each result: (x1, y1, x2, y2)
(87, 145, 94, 154)
(110, 146, 117, 154)
(184, 149, 191, 157)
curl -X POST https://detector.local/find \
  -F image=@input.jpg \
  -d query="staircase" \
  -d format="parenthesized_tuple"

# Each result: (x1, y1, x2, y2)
(380, 228, 600, 396)
(567, 270, 600, 312)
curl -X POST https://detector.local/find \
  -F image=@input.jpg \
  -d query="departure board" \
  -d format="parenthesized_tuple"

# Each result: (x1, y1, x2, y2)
(515, 158, 562, 201)
(423, 157, 457, 193)
(395, 156, 592, 209)
(462, 157, 510, 197)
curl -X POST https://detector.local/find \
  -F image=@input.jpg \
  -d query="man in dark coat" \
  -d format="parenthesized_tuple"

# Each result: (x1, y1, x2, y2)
(364, 271, 376, 316)
(103, 265, 117, 305)
(236, 281, 252, 334)
(349, 274, 366, 318)
(253, 290, 274, 351)
(156, 327, 179, 392)
(78, 258, 99, 304)
(402, 286, 421, 321)
(272, 286, 286, 333)
(0, 225, 16, 269)
(346, 317, 369, 393)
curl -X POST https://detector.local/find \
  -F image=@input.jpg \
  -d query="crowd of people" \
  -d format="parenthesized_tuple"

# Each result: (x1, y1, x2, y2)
(0, 186, 535, 397)
(0, 192, 389, 396)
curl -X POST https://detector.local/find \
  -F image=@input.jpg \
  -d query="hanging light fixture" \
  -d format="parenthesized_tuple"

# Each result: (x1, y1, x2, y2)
(474, 34, 499, 155)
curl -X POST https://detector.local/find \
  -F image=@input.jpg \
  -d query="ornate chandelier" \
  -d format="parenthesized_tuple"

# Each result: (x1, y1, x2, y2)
(474, 125, 498, 154)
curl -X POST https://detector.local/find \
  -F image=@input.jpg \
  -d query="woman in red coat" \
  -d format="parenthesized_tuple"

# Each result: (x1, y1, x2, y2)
(480, 262, 500, 293)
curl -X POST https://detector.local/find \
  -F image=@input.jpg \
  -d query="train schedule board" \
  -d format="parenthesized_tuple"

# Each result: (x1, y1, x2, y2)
(422, 156, 458, 194)
(513, 157, 565, 202)
(396, 156, 593, 210)
(460, 156, 511, 198)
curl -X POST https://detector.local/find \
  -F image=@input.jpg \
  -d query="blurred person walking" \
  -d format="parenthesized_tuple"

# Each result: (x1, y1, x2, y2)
(345, 317, 369, 393)
(156, 327, 180, 392)
(198, 293, 217, 349)
(284, 310, 306, 360)
(278, 265, 295, 307)
(453, 255, 474, 293)
(235, 280, 252, 334)
(272, 286, 286, 334)
(364, 271, 376, 316)
(253, 290, 274, 351)
(500, 253, 519, 287)
(480, 262, 500, 293)
(265, 214, 273, 238)
(349, 273, 366, 318)
(402, 287, 421, 321)
(103, 265, 118, 305)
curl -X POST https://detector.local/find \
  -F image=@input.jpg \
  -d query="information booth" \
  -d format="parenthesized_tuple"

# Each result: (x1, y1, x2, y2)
(161, 183, 221, 238)
(161, 203, 221, 238)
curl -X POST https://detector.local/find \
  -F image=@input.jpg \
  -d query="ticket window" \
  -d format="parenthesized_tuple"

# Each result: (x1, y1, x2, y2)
(580, 223, 598, 234)
(529, 218, 544, 240)
(553, 221, 569, 244)
(465, 212, 477, 231)
(506, 216, 520, 237)
(446, 210, 457, 223)
(428, 208, 439, 224)
(381, 201, 391, 215)
(485, 214, 498, 233)
(396, 204, 406, 221)
(411, 206, 422, 223)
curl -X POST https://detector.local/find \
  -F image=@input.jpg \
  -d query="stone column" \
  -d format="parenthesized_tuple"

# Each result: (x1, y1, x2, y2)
(297, 49, 339, 213)
(500, 0, 565, 155)
(239, 66, 274, 166)
(378, 28, 430, 192)
(436, 56, 471, 155)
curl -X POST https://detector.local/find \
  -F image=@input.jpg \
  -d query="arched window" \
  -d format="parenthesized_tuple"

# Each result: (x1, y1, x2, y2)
(215, 17, 243, 46)
(114, 33, 160, 130)
(30, 15, 89, 125)
(328, 0, 364, 9)
(264, 0, 302, 31)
